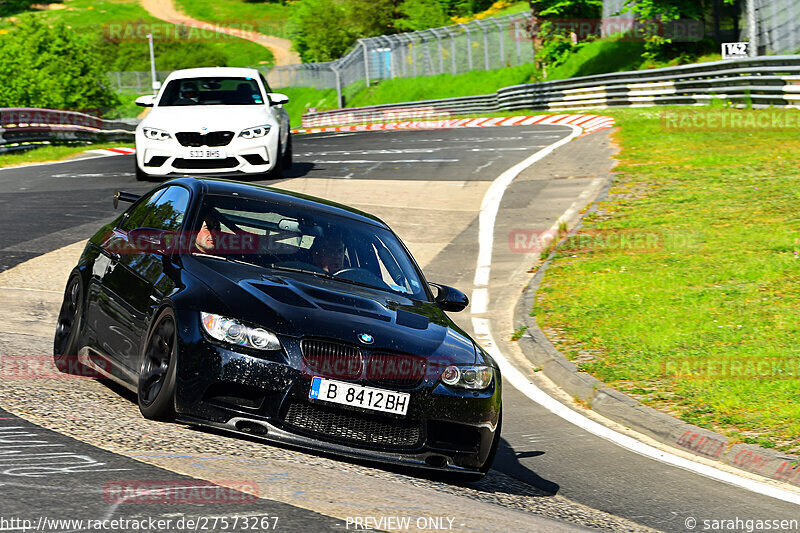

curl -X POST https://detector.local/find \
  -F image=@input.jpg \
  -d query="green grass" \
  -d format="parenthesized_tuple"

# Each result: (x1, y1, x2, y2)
(106, 89, 151, 119)
(0, 142, 133, 168)
(1, 0, 273, 67)
(347, 64, 539, 106)
(546, 38, 648, 80)
(533, 106, 800, 452)
(175, 0, 291, 39)
(279, 63, 539, 127)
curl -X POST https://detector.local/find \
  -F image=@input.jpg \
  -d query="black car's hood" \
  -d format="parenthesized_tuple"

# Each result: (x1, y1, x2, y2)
(185, 255, 477, 362)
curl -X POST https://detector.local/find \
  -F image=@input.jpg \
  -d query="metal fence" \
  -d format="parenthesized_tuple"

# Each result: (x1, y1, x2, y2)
(105, 71, 174, 94)
(300, 55, 800, 127)
(266, 12, 534, 96)
(753, 0, 800, 55)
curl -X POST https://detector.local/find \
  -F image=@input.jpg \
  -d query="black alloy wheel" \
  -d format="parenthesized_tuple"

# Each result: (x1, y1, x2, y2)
(138, 308, 178, 419)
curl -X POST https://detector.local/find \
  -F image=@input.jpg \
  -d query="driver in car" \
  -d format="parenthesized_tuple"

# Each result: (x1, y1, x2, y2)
(193, 212, 220, 254)
(175, 82, 199, 105)
(310, 235, 345, 274)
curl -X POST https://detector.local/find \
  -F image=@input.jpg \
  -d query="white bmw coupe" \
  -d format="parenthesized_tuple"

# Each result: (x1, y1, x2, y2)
(134, 67, 291, 181)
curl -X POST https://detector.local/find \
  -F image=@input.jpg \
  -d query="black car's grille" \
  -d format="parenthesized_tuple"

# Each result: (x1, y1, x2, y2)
(175, 131, 234, 147)
(283, 402, 421, 448)
(172, 157, 239, 169)
(366, 353, 427, 389)
(301, 339, 364, 380)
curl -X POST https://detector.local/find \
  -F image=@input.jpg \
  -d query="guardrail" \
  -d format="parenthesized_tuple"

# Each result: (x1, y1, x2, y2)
(301, 55, 800, 127)
(0, 108, 137, 155)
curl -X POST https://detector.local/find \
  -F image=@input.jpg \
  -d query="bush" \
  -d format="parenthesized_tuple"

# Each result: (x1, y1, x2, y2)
(0, 18, 119, 114)
(0, 0, 36, 17)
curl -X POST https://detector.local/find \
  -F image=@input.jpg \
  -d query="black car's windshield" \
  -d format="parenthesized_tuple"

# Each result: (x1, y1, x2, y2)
(159, 77, 264, 106)
(191, 194, 428, 299)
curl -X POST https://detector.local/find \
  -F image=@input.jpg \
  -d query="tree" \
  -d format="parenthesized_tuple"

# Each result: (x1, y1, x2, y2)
(529, 0, 603, 69)
(397, 0, 451, 31)
(289, 0, 398, 62)
(0, 0, 36, 17)
(621, 0, 736, 62)
(0, 18, 119, 113)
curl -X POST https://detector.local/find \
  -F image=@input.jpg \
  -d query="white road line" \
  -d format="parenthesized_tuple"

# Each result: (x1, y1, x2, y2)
(470, 127, 800, 506)
(0, 154, 112, 172)
(472, 126, 581, 288)
(310, 159, 459, 164)
(470, 288, 489, 315)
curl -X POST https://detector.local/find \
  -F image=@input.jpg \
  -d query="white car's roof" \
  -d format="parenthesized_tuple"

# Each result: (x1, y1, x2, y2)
(164, 67, 262, 80)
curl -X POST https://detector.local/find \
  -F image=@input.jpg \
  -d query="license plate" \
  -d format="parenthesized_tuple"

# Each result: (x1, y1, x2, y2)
(309, 377, 410, 416)
(187, 149, 225, 159)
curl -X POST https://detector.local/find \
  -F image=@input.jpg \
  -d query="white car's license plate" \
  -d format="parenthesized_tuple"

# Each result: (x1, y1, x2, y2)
(186, 149, 225, 159)
(309, 377, 410, 416)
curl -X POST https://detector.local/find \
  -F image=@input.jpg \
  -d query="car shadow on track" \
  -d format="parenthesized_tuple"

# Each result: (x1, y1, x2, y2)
(491, 438, 560, 495)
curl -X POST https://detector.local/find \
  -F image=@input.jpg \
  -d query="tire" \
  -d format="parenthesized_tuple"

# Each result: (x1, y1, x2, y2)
(53, 273, 84, 373)
(138, 308, 178, 420)
(281, 134, 293, 171)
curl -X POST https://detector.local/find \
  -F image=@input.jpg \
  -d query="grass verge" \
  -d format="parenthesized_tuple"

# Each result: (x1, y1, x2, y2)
(532, 106, 800, 452)
(0, 142, 133, 169)
(2, 0, 273, 68)
(174, 0, 291, 39)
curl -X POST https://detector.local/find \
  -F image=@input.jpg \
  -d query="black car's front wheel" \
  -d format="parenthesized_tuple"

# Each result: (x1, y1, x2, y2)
(138, 308, 178, 420)
(53, 273, 84, 373)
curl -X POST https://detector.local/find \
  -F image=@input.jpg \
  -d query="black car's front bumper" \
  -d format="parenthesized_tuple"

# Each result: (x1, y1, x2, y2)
(173, 310, 502, 473)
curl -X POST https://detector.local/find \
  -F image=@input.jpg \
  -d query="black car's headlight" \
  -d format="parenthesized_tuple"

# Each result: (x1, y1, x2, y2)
(238, 125, 271, 139)
(440, 365, 493, 390)
(200, 312, 281, 351)
(142, 127, 171, 141)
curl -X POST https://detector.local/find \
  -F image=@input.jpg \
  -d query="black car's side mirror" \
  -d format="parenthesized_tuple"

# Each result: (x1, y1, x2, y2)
(128, 228, 176, 255)
(430, 283, 469, 312)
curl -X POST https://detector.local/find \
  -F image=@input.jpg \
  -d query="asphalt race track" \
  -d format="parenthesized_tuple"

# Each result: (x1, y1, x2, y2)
(1, 126, 798, 533)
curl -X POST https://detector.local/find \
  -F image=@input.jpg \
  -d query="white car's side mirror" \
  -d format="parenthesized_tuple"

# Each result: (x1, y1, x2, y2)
(135, 95, 157, 107)
(268, 93, 289, 106)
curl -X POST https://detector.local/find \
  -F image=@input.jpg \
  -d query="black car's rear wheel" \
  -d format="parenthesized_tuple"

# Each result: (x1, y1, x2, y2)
(138, 308, 178, 420)
(53, 274, 83, 373)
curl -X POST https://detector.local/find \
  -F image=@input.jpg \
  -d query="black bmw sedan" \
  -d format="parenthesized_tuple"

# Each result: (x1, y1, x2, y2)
(53, 177, 502, 478)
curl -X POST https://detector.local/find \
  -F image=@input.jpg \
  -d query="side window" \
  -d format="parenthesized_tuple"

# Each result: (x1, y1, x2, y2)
(139, 186, 191, 231)
(119, 189, 165, 231)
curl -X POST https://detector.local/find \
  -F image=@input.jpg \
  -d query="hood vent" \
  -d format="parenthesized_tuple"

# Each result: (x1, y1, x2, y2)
(252, 283, 315, 308)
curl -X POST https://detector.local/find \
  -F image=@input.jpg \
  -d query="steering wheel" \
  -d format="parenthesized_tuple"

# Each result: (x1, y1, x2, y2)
(333, 267, 390, 288)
